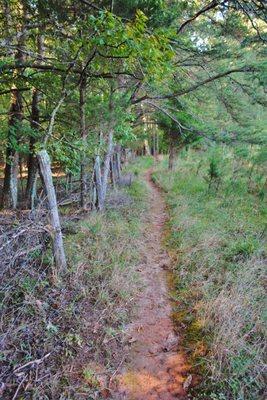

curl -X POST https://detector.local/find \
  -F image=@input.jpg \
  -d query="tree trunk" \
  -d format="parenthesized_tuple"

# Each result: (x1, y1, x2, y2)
(94, 155, 104, 211)
(1, 89, 22, 209)
(1, 3, 27, 209)
(114, 144, 121, 183)
(152, 132, 156, 156)
(116, 148, 121, 182)
(25, 88, 40, 208)
(143, 139, 151, 156)
(26, 35, 44, 209)
(66, 172, 73, 193)
(168, 138, 177, 170)
(101, 130, 113, 207)
(156, 131, 159, 155)
(37, 150, 66, 272)
(110, 157, 116, 188)
(79, 74, 87, 208)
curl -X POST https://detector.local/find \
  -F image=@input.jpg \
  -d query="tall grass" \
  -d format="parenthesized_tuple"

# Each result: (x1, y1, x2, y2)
(153, 146, 266, 400)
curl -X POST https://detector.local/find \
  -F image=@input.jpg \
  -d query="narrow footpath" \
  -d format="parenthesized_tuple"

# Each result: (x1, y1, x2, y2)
(112, 170, 191, 400)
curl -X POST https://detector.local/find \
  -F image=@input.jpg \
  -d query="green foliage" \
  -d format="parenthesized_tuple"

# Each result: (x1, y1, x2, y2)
(205, 149, 223, 190)
(0, 0, 266, 178)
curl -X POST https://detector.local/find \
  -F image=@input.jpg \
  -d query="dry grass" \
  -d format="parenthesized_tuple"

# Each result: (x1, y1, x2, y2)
(205, 257, 266, 385)
(153, 149, 266, 400)
(0, 179, 149, 399)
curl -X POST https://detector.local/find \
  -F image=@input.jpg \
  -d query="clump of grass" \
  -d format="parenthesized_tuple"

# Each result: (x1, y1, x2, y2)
(154, 147, 266, 400)
(125, 155, 155, 177)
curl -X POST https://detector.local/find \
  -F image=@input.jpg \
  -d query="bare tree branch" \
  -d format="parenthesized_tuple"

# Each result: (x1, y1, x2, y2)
(177, 0, 220, 33)
(132, 66, 255, 104)
(78, 0, 102, 11)
(0, 88, 30, 96)
(235, 0, 266, 42)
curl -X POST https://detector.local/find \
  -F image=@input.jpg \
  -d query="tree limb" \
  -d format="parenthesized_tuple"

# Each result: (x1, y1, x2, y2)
(0, 87, 30, 96)
(132, 66, 255, 104)
(177, 0, 220, 33)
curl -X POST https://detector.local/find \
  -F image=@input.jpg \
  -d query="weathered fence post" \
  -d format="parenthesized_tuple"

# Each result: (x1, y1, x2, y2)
(37, 149, 67, 271)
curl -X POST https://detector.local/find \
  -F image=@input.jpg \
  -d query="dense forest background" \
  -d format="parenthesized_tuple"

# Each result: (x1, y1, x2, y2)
(0, 1, 266, 399)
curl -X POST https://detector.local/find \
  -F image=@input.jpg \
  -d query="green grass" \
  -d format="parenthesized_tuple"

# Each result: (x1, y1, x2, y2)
(125, 155, 155, 176)
(153, 148, 266, 400)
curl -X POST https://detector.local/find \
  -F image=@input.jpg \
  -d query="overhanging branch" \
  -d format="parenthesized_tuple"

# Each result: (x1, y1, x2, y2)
(177, 0, 220, 33)
(132, 66, 255, 104)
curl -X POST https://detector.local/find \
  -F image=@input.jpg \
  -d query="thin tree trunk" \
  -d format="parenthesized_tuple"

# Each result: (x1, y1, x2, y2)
(94, 155, 104, 211)
(101, 130, 113, 207)
(110, 157, 116, 188)
(26, 88, 40, 208)
(79, 74, 87, 208)
(1, 89, 22, 209)
(143, 139, 151, 156)
(116, 148, 121, 182)
(114, 144, 121, 183)
(94, 85, 115, 211)
(1, 3, 27, 209)
(37, 150, 66, 271)
(152, 132, 156, 156)
(66, 172, 72, 193)
(156, 131, 159, 155)
(19, 156, 25, 196)
(26, 34, 44, 209)
(168, 137, 177, 170)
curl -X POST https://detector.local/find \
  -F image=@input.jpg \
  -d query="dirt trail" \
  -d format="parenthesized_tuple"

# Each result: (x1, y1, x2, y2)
(112, 170, 191, 400)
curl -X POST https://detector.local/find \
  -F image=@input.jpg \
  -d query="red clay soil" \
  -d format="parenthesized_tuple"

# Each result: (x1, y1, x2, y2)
(111, 171, 192, 400)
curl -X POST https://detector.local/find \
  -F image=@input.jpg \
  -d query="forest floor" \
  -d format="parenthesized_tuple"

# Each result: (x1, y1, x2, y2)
(1, 156, 264, 400)
(112, 170, 193, 400)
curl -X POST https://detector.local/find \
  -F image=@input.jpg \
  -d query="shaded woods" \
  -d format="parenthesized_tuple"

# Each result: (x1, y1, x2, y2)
(0, 1, 266, 399)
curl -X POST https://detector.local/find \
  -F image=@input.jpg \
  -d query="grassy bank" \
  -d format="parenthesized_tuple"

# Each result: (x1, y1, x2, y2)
(0, 168, 150, 399)
(153, 148, 266, 400)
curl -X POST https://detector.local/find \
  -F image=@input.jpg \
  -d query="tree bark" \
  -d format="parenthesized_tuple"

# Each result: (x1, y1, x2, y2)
(152, 132, 156, 156)
(25, 88, 40, 208)
(110, 157, 116, 188)
(101, 130, 113, 207)
(79, 74, 88, 208)
(114, 144, 121, 183)
(37, 150, 67, 272)
(168, 135, 177, 170)
(94, 129, 114, 211)
(94, 155, 104, 211)
(26, 34, 44, 209)
(143, 139, 151, 156)
(1, 3, 26, 209)
(1, 89, 22, 209)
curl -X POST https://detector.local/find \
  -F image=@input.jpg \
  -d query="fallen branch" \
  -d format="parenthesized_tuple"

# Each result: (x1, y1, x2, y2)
(14, 353, 51, 374)
(11, 375, 27, 400)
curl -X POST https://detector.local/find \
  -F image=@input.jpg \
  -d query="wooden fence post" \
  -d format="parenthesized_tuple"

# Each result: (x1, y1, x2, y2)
(37, 149, 67, 271)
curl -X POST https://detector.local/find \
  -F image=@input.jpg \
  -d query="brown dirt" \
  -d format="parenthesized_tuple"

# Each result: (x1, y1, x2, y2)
(111, 170, 191, 400)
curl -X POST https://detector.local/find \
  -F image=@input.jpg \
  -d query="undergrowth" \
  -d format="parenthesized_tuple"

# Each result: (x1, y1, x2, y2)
(153, 147, 266, 400)
(0, 173, 149, 399)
